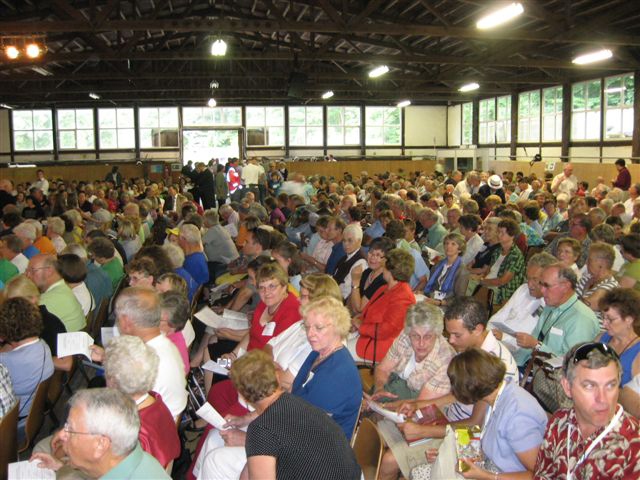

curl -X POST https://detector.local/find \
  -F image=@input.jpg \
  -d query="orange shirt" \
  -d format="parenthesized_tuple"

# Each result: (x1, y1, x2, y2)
(34, 236, 56, 255)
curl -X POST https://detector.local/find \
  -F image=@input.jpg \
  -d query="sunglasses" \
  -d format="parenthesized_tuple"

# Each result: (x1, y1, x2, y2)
(571, 342, 619, 364)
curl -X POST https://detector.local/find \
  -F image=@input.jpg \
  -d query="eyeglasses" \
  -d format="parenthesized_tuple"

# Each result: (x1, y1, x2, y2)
(63, 422, 100, 437)
(408, 333, 435, 344)
(258, 283, 282, 293)
(571, 342, 619, 365)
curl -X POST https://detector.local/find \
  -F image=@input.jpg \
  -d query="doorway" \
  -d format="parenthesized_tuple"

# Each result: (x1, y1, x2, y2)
(181, 128, 244, 165)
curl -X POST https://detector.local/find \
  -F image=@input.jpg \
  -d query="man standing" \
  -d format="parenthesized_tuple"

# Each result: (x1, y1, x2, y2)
(241, 158, 265, 203)
(611, 158, 631, 191)
(34, 169, 49, 196)
(104, 166, 123, 187)
(194, 162, 216, 210)
(453, 171, 480, 199)
(513, 264, 599, 367)
(551, 163, 578, 196)
(533, 342, 640, 479)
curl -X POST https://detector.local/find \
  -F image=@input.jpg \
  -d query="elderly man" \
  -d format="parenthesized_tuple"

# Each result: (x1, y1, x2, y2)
(623, 182, 639, 223)
(31, 388, 169, 479)
(202, 208, 239, 270)
(489, 253, 557, 353)
(26, 254, 86, 332)
(533, 342, 640, 479)
(417, 207, 447, 251)
(178, 224, 209, 286)
(0, 179, 16, 211)
(0, 234, 29, 273)
(513, 264, 599, 367)
(13, 222, 40, 259)
(453, 171, 480, 199)
(90, 287, 187, 420)
(545, 213, 592, 268)
(551, 163, 578, 196)
(330, 224, 367, 300)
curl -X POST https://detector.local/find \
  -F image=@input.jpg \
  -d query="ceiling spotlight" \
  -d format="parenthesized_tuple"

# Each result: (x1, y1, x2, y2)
(368, 65, 389, 78)
(321, 90, 334, 99)
(207, 98, 217, 107)
(210, 80, 219, 89)
(572, 48, 613, 65)
(5, 46, 19, 59)
(477, 3, 524, 29)
(89, 92, 101, 100)
(25, 43, 41, 58)
(459, 82, 480, 92)
(397, 100, 411, 108)
(210, 39, 227, 56)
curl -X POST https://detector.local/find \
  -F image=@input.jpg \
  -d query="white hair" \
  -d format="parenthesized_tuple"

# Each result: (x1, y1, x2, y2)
(343, 223, 363, 243)
(104, 335, 159, 396)
(70, 388, 140, 457)
(23, 219, 42, 234)
(13, 223, 36, 242)
(203, 209, 220, 226)
(48, 217, 65, 236)
(61, 243, 88, 261)
(163, 242, 185, 269)
(179, 223, 202, 245)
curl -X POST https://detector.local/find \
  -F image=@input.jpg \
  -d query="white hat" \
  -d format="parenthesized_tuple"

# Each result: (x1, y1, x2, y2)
(488, 175, 503, 190)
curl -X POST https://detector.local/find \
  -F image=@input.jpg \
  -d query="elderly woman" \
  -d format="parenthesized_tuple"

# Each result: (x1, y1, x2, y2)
(331, 223, 368, 300)
(618, 233, 640, 291)
(347, 248, 416, 363)
(0, 297, 54, 430)
(62, 209, 84, 245)
(46, 216, 67, 254)
(468, 217, 501, 273)
(423, 233, 469, 307)
(474, 218, 525, 305)
(117, 218, 141, 261)
(459, 214, 484, 266)
(596, 289, 640, 386)
(349, 236, 395, 313)
(576, 242, 619, 328)
(162, 242, 198, 302)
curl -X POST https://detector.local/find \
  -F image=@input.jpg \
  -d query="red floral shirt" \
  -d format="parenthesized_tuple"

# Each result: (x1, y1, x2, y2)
(533, 407, 640, 479)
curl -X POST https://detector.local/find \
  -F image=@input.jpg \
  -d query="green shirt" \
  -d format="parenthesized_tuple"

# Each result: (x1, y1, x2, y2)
(425, 223, 448, 250)
(0, 258, 18, 283)
(489, 243, 525, 304)
(40, 279, 86, 332)
(101, 443, 170, 480)
(514, 293, 599, 366)
(101, 257, 124, 290)
(620, 259, 640, 291)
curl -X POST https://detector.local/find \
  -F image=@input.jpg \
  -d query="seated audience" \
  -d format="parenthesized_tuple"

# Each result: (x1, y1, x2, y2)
(159, 291, 190, 375)
(0, 234, 29, 273)
(62, 243, 113, 308)
(422, 232, 469, 307)
(178, 223, 209, 286)
(618, 233, 640, 291)
(349, 236, 394, 314)
(87, 237, 124, 290)
(576, 242, 619, 328)
(330, 223, 367, 299)
(57, 253, 95, 316)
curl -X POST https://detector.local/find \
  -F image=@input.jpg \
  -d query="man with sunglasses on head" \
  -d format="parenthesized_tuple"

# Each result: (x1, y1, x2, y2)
(534, 342, 640, 479)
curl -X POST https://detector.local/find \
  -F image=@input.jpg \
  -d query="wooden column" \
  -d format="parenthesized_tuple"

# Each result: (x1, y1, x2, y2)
(632, 71, 640, 162)
(561, 83, 572, 161)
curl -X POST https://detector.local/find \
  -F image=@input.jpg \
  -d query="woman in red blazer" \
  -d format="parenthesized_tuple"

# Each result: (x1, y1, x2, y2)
(348, 248, 416, 363)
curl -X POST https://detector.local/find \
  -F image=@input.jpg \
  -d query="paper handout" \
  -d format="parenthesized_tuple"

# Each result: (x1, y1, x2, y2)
(195, 306, 250, 330)
(201, 360, 230, 376)
(101, 327, 119, 346)
(8, 460, 55, 480)
(57, 332, 94, 359)
(196, 402, 229, 430)
(491, 322, 518, 338)
(367, 400, 406, 423)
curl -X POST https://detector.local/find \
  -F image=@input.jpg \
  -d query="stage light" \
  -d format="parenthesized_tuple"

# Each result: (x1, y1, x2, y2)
(207, 98, 217, 107)
(6, 46, 19, 59)
(26, 43, 41, 58)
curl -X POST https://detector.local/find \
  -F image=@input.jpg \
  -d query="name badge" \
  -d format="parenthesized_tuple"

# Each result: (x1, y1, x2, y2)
(550, 327, 564, 336)
(434, 290, 447, 301)
(262, 322, 276, 337)
(302, 371, 315, 388)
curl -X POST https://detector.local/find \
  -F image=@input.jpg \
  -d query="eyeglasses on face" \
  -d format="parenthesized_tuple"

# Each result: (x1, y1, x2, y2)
(63, 422, 100, 436)
(258, 282, 282, 293)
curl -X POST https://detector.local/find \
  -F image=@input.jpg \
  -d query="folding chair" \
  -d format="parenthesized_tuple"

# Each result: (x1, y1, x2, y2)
(18, 376, 52, 454)
(0, 402, 18, 480)
(352, 417, 384, 480)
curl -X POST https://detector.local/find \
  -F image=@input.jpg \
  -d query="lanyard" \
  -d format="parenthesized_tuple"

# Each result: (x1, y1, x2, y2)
(480, 381, 506, 442)
(537, 298, 578, 342)
(566, 406, 623, 480)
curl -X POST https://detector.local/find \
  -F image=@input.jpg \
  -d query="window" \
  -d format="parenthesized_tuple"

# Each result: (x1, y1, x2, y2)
(542, 86, 563, 142)
(365, 106, 400, 145)
(478, 98, 496, 144)
(57, 109, 94, 150)
(288, 106, 323, 146)
(98, 108, 135, 149)
(518, 91, 540, 142)
(496, 95, 511, 143)
(572, 80, 601, 141)
(12, 110, 53, 151)
(604, 73, 634, 139)
(138, 107, 179, 148)
(461, 102, 473, 145)
(246, 107, 285, 146)
(182, 107, 241, 127)
(327, 106, 361, 145)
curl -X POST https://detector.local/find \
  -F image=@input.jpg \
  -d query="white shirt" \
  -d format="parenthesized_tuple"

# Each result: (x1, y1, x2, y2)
(518, 187, 532, 202)
(488, 283, 544, 353)
(241, 163, 264, 186)
(146, 334, 188, 419)
(71, 282, 94, 316)
(552, 173, 578, 196)
(268, 321, 312, 378)
(461, 233, 484, 265)
(626, 373, 640, 394)
(338, 252, 368, 300)
(34, 178, 49, 195)
(11, 253, 28, 273)
(453, 181, 477, 199)
(51, 236, 67, 254)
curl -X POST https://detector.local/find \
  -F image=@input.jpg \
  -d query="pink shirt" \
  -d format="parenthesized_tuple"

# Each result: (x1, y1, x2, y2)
(167, 331, 189, 375)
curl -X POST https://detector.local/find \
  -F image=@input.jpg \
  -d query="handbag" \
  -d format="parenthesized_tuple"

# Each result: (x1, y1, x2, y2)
(412, 425, 464, 480)
(526, 353, 572, 413)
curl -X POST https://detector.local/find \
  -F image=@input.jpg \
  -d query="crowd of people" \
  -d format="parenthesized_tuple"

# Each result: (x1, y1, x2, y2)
(0, 156, 639, 480)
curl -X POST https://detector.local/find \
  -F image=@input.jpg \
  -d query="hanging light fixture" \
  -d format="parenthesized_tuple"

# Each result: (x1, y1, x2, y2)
(368, 65, 389, 78)
(210, 39, 228, 56)
(207, 98, 217, 107)
(25, 43, 42, 58)
(476, 3, 524, 30)
(321, 90, 334, 99)
(5, 45, 19, 59)
(459, 82, 480, 92)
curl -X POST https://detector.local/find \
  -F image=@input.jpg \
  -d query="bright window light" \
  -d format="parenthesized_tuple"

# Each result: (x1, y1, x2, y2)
(210, 39, 227, 56)
(572, 49, 613, 65)
(321, 91, 334, 99)
(605, 87, 625, 94)
(368, 65, 389, 78)
(477, 3, 524, 29)
(459, 82, 480, 92)
(6, 46, 19, 59)
(397, 100, 411, 108)
(207, 98, 217, 107)
(26, 43, 41, 58)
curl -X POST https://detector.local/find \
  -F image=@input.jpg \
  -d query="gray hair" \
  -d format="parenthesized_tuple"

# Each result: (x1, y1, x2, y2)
(14, 223, 36, 242)
(419, 207, 438, 222)
(527, 252, 557, 269)
(159, 291, 189, 330)
(48, 217, 66, 236)
(114, 287, 161, 328)
(23, 219, 43, 234)
(404, 302, 443, 334)
(547, 264, 578, 290)
(589, 207, 606, 223)
(104, 335, 159, 396)
(343, 223, 363, 243)
(163, 242, 185, 269)
(563, 342, 622, 385)
(61, 243, 88, 262)
(70, 388, 140, 457)
(179, 223, 202, 245)
(590, 224, 616, 245)
(203, 208, 220, 226)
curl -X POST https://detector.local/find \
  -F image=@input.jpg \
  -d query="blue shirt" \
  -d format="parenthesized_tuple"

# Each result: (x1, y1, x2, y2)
(175, 267, 198, 302)
(23, 245, 40, 259)
(292, 348, 362, 440)
(85, 261, 113, 308)
(365, 220, 385, 241)
(325, 242, 345, 275)
(183, 252, 209, 286)
(602, 333, 640, 386)
(481, 379, 547, 473)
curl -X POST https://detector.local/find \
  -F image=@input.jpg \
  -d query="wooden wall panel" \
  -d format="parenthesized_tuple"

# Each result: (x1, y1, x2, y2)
(287, 160, 436, 179)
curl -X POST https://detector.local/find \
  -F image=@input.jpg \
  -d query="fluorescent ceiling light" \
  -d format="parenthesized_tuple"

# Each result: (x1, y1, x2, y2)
(321, 90, 334, 99)
(605, 87, 625, 94)
(210, 39, 227, 56)
(459, 82, 480, 92)
(368, 65, 389, 78)
(572, 49, 613, 65)
(397, 100, 411, 108)
(207, 98, 217, 107)
(0, 103, 13, 109)
(88, 92, 101, 100)
(31, 66, 52, 76)
(9, 163, 37, 168)
(477, 3, 524, 29)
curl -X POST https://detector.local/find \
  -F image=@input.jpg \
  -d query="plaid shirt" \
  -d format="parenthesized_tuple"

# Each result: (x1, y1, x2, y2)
(0, 363, 16, 419)
(490, 243, 525, 304)
(385, 332, 456, 395)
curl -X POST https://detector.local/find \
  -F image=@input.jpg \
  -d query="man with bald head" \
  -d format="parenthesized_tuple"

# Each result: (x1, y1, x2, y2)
(26, 254, 86, 332)
(90, 287, 187, 420)
(551, 163, 578, 196)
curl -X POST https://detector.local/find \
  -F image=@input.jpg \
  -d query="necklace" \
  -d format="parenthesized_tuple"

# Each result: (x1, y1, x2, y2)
(616, 335, 640, 355)
(267, 297, 284, 316)
(312, 345, 343, 369)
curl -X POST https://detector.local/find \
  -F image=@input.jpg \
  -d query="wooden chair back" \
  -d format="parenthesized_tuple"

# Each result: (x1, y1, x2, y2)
(18, 376, 52, 453)
(0, 402, 19, 480)
(352, 417, 384, 480)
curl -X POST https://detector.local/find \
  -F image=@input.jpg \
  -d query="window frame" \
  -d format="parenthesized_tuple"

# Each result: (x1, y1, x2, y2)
(288, 106, 324, 147)
(603, 73, 634, 140)
(478, 98, 496, 145)
(245, 106, 286, 147)
(571, 79, 602, 141)
(97, 107, 136, 150)
(12, 109, 54, 152)
(364, 106, 401, 146)
(518, 90, 541, 143)
(327, 106, 361, 146)
(461, 102, 473, 145)
(138, 106, 180, 148)
(542, 86, 563, 143)
(181, 106, 242, 127)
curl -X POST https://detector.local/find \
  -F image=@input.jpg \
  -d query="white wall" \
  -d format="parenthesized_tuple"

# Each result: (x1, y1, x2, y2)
(447, 105, 461, 147)
(405, 106, 447, 146)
